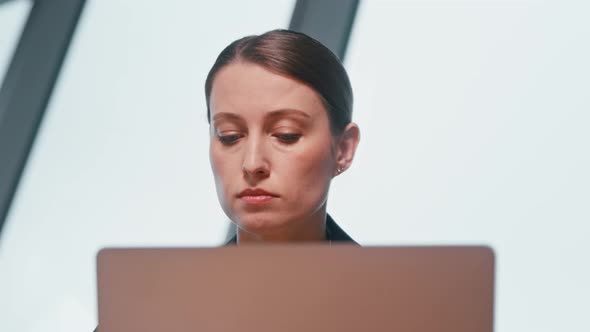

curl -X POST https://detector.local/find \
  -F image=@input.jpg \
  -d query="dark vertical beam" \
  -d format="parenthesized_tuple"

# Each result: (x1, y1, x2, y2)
(0, 0, 87, 236)
(224, 0, 360, 243)
(289, 0, 360, 60)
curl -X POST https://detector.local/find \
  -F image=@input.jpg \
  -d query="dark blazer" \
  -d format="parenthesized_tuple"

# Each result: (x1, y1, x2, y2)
(93, 214, 356, 331)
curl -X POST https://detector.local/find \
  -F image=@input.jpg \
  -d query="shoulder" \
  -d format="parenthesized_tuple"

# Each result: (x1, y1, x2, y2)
(326, 214, 359, 245)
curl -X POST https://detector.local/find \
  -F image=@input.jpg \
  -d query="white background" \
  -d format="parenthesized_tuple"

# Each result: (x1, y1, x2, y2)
(0, 0, 29, 86)
(1, 1, 589, 332)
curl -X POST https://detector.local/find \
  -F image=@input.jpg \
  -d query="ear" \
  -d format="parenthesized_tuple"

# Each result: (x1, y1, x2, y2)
(334, 122, 361, 176)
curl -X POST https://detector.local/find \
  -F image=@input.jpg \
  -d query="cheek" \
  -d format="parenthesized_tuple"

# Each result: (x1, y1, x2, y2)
(209, 146, 222, 182)
(209, 145, 233, 199)
(282, 138, 335, 198)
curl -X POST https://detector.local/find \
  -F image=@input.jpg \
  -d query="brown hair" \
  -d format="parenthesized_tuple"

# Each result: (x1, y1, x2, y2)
(205, 29, 353, 136)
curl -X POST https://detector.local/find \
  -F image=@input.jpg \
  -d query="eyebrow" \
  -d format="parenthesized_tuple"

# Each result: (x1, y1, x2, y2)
(265, 108, 311, 120)
(211, 112, 244, 123)
(212, 108, 311, 123)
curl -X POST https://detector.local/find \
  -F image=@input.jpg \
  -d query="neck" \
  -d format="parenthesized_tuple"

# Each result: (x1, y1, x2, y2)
(236, 208, 328, 244)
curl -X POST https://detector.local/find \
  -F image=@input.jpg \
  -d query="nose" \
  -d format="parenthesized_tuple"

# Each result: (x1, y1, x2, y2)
(242, 136, 270, 181)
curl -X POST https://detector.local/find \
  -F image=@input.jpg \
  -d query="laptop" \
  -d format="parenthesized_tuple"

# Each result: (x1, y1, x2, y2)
(97, 245, 494, 332)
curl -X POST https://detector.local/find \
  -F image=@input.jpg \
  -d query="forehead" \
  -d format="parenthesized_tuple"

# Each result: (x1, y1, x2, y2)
(209, 62, 325, 121)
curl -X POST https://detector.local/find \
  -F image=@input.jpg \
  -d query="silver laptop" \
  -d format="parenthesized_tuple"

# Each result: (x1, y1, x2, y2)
(97, 245, 494, 332)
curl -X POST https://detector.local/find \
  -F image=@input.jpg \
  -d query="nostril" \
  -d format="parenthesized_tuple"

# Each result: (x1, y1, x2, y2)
(255, 168, 269, 177)
(242, 164, 269, 178)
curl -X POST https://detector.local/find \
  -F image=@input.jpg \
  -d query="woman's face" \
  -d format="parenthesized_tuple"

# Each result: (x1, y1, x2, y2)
(209, 62, 337, 236)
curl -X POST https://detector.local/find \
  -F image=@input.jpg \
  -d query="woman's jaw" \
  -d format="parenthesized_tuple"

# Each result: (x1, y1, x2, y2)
(233, 203, 329, 243)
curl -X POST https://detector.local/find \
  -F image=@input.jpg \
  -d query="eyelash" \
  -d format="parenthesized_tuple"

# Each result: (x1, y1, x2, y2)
(218, 134, 242, 145)
(274, 133, 301, 144)
(217, 133, 301, 146)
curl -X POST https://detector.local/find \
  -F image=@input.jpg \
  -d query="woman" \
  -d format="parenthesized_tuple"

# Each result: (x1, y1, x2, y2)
(206, 29, 361, 244)
(92, 29, 359, 331)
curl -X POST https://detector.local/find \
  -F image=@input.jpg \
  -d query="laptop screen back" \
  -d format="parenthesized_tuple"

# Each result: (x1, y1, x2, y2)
(97, 245, 494, 332)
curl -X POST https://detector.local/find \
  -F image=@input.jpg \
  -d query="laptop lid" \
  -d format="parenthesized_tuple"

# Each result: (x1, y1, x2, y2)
(97, 245, 494, 332)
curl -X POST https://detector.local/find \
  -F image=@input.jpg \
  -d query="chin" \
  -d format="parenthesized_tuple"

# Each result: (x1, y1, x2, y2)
(236, 211, 292, 234)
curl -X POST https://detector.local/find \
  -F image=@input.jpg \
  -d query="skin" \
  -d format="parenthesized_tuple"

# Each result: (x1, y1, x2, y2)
(209, 62, 360, 243)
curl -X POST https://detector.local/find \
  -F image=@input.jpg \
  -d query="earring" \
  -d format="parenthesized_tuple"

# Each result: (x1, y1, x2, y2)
(337, 167, 345, 174)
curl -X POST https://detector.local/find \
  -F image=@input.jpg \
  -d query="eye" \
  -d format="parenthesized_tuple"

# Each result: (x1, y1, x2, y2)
(274, 133, 301, 144)
(218, 134, 242, 145)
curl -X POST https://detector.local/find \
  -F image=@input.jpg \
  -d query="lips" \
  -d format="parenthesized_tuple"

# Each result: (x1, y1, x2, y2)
(238, 188, 278, 205)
